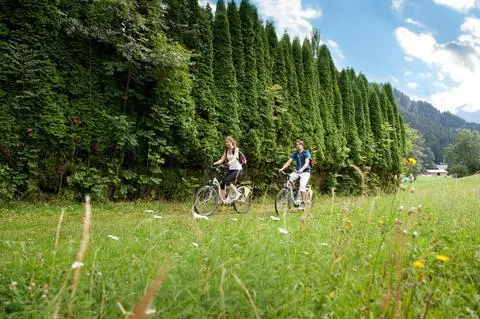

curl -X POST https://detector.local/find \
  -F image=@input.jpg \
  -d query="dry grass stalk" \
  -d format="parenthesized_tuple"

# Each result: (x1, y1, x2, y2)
(68, 195, 92, 317)
(54, 208, 65, 252)
(218, 266, 226, 319)
(129, 266, 169, 319)
(349, 164, 366, 197)
(233, 274, 261, 319)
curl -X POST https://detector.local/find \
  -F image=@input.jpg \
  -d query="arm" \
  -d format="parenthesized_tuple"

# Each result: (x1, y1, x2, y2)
(299, 160, 309, 173)
(228, 147, 239, 165)
(279, 159, 293, 172)
(213, 151, 226, 165)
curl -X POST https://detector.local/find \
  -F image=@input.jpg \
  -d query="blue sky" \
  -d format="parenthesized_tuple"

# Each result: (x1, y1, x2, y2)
(199, 0, 480, 120)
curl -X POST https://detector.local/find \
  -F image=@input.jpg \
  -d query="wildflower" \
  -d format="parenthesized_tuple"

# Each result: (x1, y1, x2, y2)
(413, 231, 419, 238)
(192, 211, 209, 220)
(403, 229, 408, 235)
(417, 205, 422, 211)
(413, 261, 424, 269)
(399, 205, 404, 212)
(71, 261, 84, 269)
(153, 215, 162, 219)
(436, 255, 450, 262)
(410, 187, 416, 193)
(320, 243, 329, 246)
(107, 235, 119, 241)
(145, 309, 156, 315)
(9, 281, 17, 290)
(191, 242, 199, 247)
(377, 220, 384, 225)
(270, 216, 281, 221)
(41, 294, 47, 299)
(278, 227, 289, 235)
(144, 209, 155, 213)
(230, 218, 238, 222)
(328, 291, 336, 299)
(408, 207, 416, 214)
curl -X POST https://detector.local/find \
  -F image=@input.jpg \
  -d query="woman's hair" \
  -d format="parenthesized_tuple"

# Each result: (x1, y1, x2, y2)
(225, 136, 237, 148)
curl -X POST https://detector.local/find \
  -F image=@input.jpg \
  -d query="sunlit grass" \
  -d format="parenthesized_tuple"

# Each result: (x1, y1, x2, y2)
(1, 176, 479, 317)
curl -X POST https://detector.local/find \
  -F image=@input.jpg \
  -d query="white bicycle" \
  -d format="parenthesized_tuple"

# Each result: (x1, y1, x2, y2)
(275, 171, 313, 215)
(193, 165, 253, 216)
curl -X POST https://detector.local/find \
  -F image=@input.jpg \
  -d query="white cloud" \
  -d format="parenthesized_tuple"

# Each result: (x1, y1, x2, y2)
(404, 70, 413, 77)
(392, 76, 400, 84)
(326, 39, 345, 59)
(405, 56, 414, 62)
(392, 0, 406, 11)
(432, 0, 479, 12)
(254, 0, 322, 39)
(198, 0, 216, 12)
(405, 18, 426, 28)
(407, 82, 419, 89)
(395, 18, 480, 112)
(419, 72, 433, 78)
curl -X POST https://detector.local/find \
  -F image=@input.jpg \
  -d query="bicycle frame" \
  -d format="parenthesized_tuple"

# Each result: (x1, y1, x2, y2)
(281, 173, 301, 206)
(208, 167, 235, 205)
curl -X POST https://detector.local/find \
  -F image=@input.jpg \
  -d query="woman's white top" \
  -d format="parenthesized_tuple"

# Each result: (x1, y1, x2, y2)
(226, 151, 242, 171)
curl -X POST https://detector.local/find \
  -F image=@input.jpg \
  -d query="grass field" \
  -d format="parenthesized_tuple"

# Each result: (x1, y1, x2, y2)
(1, 176, 479, 318)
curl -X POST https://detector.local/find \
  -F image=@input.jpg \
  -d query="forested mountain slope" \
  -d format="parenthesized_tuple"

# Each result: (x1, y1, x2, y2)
(394, 89, 480, 163)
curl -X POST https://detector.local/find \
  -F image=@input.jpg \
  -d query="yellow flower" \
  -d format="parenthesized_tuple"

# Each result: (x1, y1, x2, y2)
(328, 291, 336, 299)
(377, 220, 384, 225)
(436, 255, 450, 262)
(413, 260, 424, 269)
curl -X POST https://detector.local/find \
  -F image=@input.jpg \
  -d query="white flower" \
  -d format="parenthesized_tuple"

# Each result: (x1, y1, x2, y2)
(107, 235, 119, 241)
(278, 227, 289, 235)
(153, 215, 162, 219)
(413, 231, 419, 238)
(399, 205, 404, 212)
(144, 209, 155, 213)
(192, 211, 209, 220)
(230, 218, 238, 222)
(71, 261, 84, 269)
(191, 242, 199, 247)
(403, 229, 408, 235)
(270, 216, 281, 221)
(9, 281, 17, 290)
(320, 243, 329, 246)
(145, 309, 156, 315)
(256, 217, 265, 221)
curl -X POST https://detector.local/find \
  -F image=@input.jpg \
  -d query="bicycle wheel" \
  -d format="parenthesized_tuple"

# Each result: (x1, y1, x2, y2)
(275, 188, 290, 216)
(194, 186, 219, 216)
(233, 186, 253, 214)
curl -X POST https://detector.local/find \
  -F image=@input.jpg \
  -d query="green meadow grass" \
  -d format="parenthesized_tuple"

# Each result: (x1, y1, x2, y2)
(1, 176, 479, 318)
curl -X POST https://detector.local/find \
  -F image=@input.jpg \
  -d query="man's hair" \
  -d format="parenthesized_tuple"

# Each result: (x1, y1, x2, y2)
(295, 140, 305, 146)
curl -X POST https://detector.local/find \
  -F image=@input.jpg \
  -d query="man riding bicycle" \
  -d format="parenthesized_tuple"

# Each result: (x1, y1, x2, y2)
(278, 140, 312, 210)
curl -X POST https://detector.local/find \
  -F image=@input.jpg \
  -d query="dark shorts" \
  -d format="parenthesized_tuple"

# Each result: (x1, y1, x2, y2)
(221, 170, 242, 188)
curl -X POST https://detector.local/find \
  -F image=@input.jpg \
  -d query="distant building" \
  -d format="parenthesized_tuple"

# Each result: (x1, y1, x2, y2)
(425, 169, 448, 177)
(436, 164, 448, 171)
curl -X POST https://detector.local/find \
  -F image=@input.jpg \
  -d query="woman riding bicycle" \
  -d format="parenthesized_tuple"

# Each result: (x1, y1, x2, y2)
(213, 136, 242, 201)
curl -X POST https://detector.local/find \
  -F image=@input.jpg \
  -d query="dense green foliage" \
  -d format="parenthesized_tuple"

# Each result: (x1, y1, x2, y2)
(0, 0, 406, 200)
(445, 129, 480, 177)
(394, 89, 480, 163)
(2, 176, 480, 317)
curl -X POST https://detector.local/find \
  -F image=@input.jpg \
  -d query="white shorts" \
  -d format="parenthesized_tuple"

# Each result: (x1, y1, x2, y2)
(289, 172, 311, 192)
